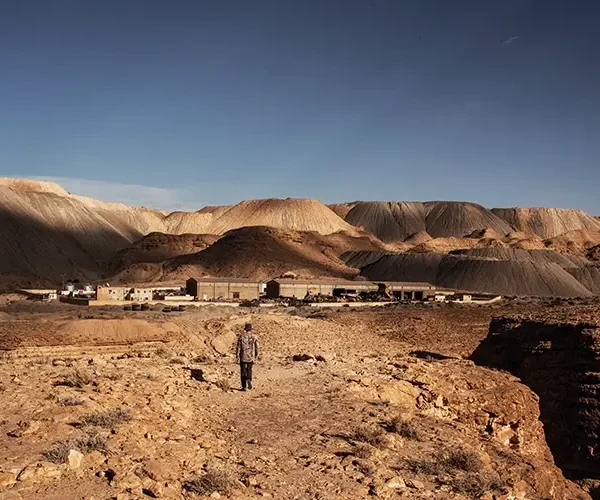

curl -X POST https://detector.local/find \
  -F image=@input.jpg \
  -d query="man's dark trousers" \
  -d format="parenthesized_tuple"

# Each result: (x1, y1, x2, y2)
(240, 362, 253, 389)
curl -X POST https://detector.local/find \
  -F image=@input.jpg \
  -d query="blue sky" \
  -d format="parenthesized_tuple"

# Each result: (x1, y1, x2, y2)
(1, 0, 599, 212)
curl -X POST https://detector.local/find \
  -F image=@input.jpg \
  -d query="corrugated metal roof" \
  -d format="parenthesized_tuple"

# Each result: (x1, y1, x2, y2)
(187, 277, 260, 284)
(269, 279, 435, 288)
(270, 279, 372, 286)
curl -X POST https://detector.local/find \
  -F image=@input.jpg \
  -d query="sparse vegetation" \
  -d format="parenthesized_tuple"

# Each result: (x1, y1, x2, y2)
(444, 449, 484, 473)
(353, 443, 374, 459)
(170, 356, 187, 365)
(450, 474, 507, 499)
(25, 356, 51, 366)
(55, 369, 93, 388)
(386, 416, 421, 440)
(79, 407, 132, 428)
(407, 448, 484, 475)
(57, 396, 85, 406)
(183, 467, 236, 495)
(351, 425, 387, 447)
(156, 346, 171, 358)
(355, 458, 377, 477)
(43, 432, 108, 463)
(214, 378, 231, 391)
(191, 354, 211, 363)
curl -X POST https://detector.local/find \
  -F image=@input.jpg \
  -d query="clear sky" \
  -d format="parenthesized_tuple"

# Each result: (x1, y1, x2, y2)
(1, 0, 599, 212)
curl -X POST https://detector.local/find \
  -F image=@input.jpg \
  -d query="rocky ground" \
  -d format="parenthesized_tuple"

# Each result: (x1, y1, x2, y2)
(0, 303, 595, 499)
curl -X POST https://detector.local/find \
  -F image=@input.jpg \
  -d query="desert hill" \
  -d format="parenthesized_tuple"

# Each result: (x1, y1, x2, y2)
(2, 177, 600, 296)
(491, 207, 600, 239)
(203, 198, 355, 236)
(359, 252, 593, 297)
(109, 232, 219, 271)
(113, 226, 389, 283)
(343, 201, 512, 242)
(0, 180, 355, 284)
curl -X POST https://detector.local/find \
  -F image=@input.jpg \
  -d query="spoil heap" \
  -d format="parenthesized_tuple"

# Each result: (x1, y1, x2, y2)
(491, 207, 600, 239)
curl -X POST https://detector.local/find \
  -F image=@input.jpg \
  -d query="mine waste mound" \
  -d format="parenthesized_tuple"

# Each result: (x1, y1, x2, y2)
(152, 226, 388, 281)
(3, 176, 600, 294)
(471, 315, 600, 496)
(344, 201, 513, 242)
(357, 250, 594, 297)
(491, 207, 600, 239)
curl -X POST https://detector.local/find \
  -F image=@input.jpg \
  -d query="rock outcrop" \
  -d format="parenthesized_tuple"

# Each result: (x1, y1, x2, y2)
(471, 315, 600, 496)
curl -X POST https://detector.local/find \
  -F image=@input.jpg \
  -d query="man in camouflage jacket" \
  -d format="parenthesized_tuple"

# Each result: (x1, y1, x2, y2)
(236, 322, 259, 391)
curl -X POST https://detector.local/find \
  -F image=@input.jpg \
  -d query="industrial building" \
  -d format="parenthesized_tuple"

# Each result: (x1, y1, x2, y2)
(266, 279, 376, 299)
(186, 278, 263, 301)
(378, 282, 437, 301)
(96, 285, 127, 301)
(128, 287, 154, 301)
(266, 279, 435, 300)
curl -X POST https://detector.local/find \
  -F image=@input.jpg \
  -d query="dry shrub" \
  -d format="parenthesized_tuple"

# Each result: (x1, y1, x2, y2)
(407, 448, 483, 475)
(79, 407, 132, 428)
(353, 443, 374, 459)
(352, 425, 387, 448)
(170, 357, 187, 365)
(355, 458, 377, 477)
(0, 350, 13, 362)
(214, 379, 231, 391)
(43, 432, 107, 463)
(183, 467, 236, 495)
(26, 357, 52, 366)
(55, 369, 93, 388)
(57, 396, 85, 406)
(386, 416, 421, 440)
(191, 354, 211, 363)
(156, 346, 171, 358)
(444, 449, 484, 473)
(450, 474, 507, 499)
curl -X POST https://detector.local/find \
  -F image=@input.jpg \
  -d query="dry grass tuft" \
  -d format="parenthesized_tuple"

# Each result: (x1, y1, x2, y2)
(214, 379, 231, 391)
(353, 443, 374, 459)
(407, 448, 484, 475)
(386, 416, 421, 440)
(444, 449, 484, 473)
(57, 396, 85, 406)
(79, 407, 132, 428)
(191, 354, 211, 363)
(43, 432, 108, 463)
(55, 369, 93, 388)
(450, 474, 508, 499)
(183, 467, 236, 495)
(352, 425, 387, 448)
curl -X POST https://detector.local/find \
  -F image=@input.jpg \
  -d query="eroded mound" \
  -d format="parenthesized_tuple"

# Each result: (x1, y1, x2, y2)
(492, 207, 600, 239)
(424, 201, 513, 238)
(343, 201, 513, 242)
(205, 198, 355, 236)
(360, 252, 593, 297)
(345, 202, 427, 242)
(109, 232, 220, 270)
(159, 226, 385, 281)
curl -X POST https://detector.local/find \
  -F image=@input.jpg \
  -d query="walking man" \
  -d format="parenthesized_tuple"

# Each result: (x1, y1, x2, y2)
(236, 322, 259, 391)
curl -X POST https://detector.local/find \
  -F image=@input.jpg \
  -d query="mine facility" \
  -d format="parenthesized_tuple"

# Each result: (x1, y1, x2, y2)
(264, 278, 437, 300)
(30, 278, 491, 307)
(185, 277, 265, 301)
